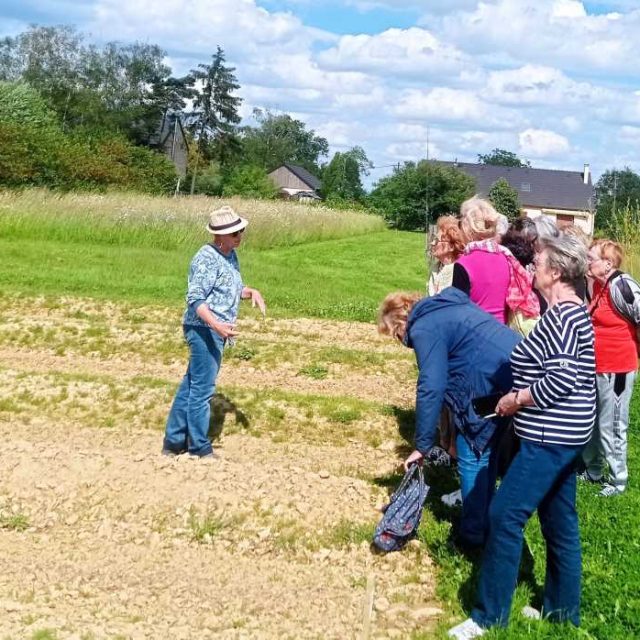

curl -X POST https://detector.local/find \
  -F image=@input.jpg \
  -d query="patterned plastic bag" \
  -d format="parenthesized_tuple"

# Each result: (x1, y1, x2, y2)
(372, 463, 430, 552)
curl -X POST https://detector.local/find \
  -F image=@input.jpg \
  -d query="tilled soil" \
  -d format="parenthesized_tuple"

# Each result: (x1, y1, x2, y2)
(0, 298, 444, 640)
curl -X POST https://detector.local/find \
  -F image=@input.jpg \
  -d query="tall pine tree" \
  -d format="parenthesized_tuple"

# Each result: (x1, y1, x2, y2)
(188, 46, 242, 192)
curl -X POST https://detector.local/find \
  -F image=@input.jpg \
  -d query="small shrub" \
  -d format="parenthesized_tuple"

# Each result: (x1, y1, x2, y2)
(228, 345, 256, 361)
(322, 406, 362, 424)
(188, 507, 226, 543)
(298, 364, 329, 380)
(0, 511, 30, 531)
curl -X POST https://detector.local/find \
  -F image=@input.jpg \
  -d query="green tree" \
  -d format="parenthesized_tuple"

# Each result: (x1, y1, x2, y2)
(478, 148, 530, 167)
(0, 80, 176, 194)
(222, 164, 278, 199)
(595, 168, 640, 230)
(488, 178, 521, 221)
(240, 108, 329, 174)
(369, 161, 475, 231)
(0, 26, 179, 141)
(188, 46, 242, 187)
(321, 146, 372, 202)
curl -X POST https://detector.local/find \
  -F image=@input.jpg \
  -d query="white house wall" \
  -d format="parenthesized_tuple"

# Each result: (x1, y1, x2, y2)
(523, 207, 594, 235)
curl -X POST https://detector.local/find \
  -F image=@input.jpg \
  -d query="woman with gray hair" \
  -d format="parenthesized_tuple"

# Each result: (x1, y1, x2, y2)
(449, 234, 596, 638)
(162, 205, 266, 459)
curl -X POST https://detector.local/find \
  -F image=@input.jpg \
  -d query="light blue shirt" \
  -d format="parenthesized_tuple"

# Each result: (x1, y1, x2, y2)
(183, 244, 244, 327)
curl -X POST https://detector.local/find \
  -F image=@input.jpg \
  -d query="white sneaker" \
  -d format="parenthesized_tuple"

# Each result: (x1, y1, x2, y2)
(522, 605, 541, 620)
(448, 618, 485, 639)
(441, 489, 463, 507)
(599, 483, 623, 497)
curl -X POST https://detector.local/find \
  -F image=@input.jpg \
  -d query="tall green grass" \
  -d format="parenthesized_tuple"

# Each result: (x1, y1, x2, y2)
(0, 189, 427, 320)
(0, 189, 385, 251)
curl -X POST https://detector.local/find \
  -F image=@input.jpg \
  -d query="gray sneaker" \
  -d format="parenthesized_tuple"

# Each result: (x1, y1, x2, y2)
(599, 483, 623, 497)
(577, 470, 601, 483)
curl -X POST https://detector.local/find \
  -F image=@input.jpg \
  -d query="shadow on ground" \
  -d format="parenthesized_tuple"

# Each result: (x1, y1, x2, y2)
(209, 393, 249, 440)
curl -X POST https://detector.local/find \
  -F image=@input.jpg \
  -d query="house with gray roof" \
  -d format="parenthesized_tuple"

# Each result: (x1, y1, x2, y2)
(436, 161, 596, 234)
(268, 163, 322, 201)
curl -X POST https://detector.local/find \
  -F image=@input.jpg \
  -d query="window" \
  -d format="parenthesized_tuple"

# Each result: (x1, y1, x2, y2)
(556, 214, 575, 229)
(521, 183, 531, 192)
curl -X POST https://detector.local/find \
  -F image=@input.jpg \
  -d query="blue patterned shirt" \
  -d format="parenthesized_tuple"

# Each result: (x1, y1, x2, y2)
(182, 244, 244, 327)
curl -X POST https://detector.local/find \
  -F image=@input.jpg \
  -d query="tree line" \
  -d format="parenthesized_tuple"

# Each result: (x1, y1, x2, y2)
(0, 25, 371, 202)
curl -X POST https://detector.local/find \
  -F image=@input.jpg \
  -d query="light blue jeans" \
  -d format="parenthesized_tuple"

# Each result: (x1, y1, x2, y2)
(163, 325, 224, 456)
(456, 432, 499, 546)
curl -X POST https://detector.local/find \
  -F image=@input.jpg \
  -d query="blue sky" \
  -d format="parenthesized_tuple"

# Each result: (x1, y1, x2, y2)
(2, 0, 640, 186)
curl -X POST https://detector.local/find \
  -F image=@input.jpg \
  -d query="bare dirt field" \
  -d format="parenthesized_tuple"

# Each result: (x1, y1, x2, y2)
(0, 298, 446, 640)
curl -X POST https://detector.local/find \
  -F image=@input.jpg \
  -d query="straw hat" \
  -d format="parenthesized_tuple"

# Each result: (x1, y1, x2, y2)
(206, 205, 248, 235)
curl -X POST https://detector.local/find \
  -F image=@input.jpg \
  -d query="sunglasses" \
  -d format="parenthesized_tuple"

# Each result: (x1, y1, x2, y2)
(231, 229, 245, 238)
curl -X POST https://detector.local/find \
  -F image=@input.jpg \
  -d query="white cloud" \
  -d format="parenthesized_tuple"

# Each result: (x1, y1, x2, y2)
(551, 0, 587, 19)
(621, 126, 640, 143)
(518, 128, 571, 157)
(438, 0, 640, 74)
(317, 27, 476, 81)
(484, 65, 600, 106)
(391, 87, 524, 130)
(89, 0, 333, 61)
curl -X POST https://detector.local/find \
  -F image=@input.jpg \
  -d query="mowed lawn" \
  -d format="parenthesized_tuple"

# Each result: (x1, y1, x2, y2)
(1, 197, 640, 639)
(0, 230, 427, 322)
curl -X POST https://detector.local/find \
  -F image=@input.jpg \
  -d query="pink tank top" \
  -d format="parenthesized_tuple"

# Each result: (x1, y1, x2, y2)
(457, 250, 510, 323)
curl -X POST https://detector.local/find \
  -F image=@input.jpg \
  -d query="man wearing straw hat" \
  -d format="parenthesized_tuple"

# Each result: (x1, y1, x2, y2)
(162, 205, 266, 458)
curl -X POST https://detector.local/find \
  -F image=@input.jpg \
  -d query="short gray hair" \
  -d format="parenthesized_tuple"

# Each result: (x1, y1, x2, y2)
(533, 215, 559, 240)
(539, 233, 588, 285)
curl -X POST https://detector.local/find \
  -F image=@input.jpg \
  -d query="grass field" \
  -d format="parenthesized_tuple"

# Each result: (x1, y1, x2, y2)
(1, 190, 639, 639)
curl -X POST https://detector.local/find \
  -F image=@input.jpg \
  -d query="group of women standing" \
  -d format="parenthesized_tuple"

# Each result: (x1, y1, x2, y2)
(162, 198, 638, 639)
(379, 196, 639, 638)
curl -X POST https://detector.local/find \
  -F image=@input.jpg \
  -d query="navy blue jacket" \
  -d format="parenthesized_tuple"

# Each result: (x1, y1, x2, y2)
(405, 288, 521, 456)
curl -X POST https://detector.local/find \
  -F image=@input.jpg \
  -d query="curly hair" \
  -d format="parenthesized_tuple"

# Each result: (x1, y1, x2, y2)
(501, 230, 535, 268)
(436, 215, 465, 257)
(377, 292, 422, 341)
(459, 196, 500, 242)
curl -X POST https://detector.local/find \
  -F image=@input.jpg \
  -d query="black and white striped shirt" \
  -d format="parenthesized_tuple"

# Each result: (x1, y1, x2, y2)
(511, 301, 596, 446)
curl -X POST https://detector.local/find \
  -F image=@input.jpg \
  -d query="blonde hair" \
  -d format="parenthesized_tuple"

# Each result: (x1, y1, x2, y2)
(562, 224, 590, 248)
(590, 239, 624, 269)
(377, 292, 422, 340)
(460, 196, 499, 242)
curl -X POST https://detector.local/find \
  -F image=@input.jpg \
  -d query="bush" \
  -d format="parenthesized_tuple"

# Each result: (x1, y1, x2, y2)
(222, 164, 278, 199)
(0, 81, 177, 194)
(369, 161, 475, 231)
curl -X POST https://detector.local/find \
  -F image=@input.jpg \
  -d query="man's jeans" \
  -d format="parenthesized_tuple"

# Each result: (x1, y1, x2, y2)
(163, 325, 224, 456)
(472, 440, 583, 628)
(583, 371, 636, 490)
(456, 433, 498, 546)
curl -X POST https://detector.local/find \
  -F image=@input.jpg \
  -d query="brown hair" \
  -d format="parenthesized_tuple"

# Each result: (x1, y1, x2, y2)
(377, 292, 422, 341)
(590, 239, 624, 269)
(436, 215, 465, 257)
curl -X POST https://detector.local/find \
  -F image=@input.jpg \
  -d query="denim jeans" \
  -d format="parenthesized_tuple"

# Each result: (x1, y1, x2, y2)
(163, 325, 224, 456)
(456, 432, 498, 546)
(583, 371, 636, 490)
(472, 440, 583, 628)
